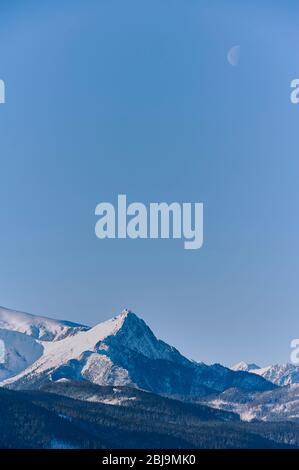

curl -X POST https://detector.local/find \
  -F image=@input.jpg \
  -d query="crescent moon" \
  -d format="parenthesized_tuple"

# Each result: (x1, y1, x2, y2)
(227, 45, 241, 66)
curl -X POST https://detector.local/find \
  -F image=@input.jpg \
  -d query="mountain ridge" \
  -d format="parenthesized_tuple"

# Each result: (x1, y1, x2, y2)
(0, 305, 89, 341)
(231, 361, 299, 386)
(0, 307, 275, 397)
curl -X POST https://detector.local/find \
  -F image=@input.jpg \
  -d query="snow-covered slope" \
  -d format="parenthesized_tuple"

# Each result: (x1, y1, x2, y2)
(250, 364, 299, 386)
(231, 362, 299, 386)
(0, 306, 89, 341)
(1, 309, 274, 397)
(231, 362, 260, 372)
(0, 329, 44, 381)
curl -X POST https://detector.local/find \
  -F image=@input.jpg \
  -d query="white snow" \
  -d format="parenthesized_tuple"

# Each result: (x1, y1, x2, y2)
(231, 362, 260, 372)
(0, 329, 44, 381)
(0, 306, 88, 341)
(1, 310, 133, 387)
(232, 362, 299, 386)
(1, 309, 186, 388)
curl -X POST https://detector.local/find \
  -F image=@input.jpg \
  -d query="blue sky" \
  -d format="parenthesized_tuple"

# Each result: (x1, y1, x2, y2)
(0, 0, 298, 366)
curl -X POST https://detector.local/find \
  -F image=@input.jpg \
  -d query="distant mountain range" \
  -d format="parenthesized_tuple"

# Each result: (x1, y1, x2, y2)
(232, 361, 299, 387)
(1, 305, 299, 448)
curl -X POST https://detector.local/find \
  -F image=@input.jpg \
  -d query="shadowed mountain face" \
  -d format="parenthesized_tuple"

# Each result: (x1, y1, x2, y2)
(0, 387, 103, 449)
(1, 309, 275, 397)
(42, 380, 241, 422)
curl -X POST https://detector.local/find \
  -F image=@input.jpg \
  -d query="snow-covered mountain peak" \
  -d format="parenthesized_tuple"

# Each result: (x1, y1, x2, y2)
(79, 311, 129, 345)
(231, 361, 299, 386)
(113, 309, 142, 325)
(119, 308, 131, 317)
(232, 361, 260, 372)
(1, 308, 275, 396)
(249, 363, 299, 386)
(83, 309, 143, 343)
(84, 309, 184, 364)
